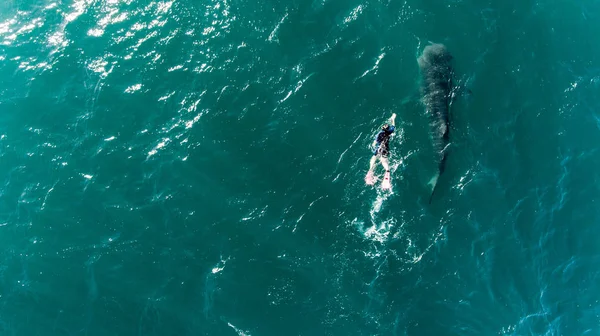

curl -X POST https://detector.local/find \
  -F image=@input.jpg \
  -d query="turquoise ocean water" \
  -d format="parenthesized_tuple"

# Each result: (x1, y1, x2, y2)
(1, 0, 600, 335)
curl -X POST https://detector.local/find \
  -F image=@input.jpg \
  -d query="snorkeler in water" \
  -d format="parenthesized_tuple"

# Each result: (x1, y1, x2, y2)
(365, 113, 396, 189)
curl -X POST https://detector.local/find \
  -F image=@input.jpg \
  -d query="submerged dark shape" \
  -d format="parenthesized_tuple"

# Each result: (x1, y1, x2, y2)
(417, 43, 453, 203)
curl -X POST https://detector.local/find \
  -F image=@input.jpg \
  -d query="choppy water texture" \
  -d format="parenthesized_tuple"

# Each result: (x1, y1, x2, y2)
(1, 0, 600, 335)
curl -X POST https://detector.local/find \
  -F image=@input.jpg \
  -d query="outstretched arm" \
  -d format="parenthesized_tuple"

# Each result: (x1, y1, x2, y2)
(390, 113, 396, 126)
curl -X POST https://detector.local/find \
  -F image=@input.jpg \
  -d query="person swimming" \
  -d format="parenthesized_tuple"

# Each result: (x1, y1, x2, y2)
(365, 113, 396, 187)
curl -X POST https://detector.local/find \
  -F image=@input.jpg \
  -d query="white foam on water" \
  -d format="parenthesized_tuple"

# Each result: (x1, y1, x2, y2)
(227, 322, 251, 336)
(124, 83, 142, 93)
(363, 217, 394, 245)
(268, 13, 288, 42)
(343, 5, 363, 24)
(356, 52, 385, 81)
(211, 255, 230, 274)
(147, 138, 170, 157)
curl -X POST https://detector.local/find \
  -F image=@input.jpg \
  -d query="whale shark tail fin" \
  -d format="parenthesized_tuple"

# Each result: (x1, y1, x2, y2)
(427, 174, 439, 191)
(428, 173, 440, 204)
(428, 152, 448, 204)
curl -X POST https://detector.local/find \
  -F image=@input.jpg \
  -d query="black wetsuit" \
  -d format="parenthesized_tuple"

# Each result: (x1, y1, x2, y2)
(372, 125, 395, 157)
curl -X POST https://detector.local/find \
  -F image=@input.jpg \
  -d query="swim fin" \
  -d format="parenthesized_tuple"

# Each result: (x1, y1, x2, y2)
(381, 171, 391, 190)
(365, 170, 376, 185)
